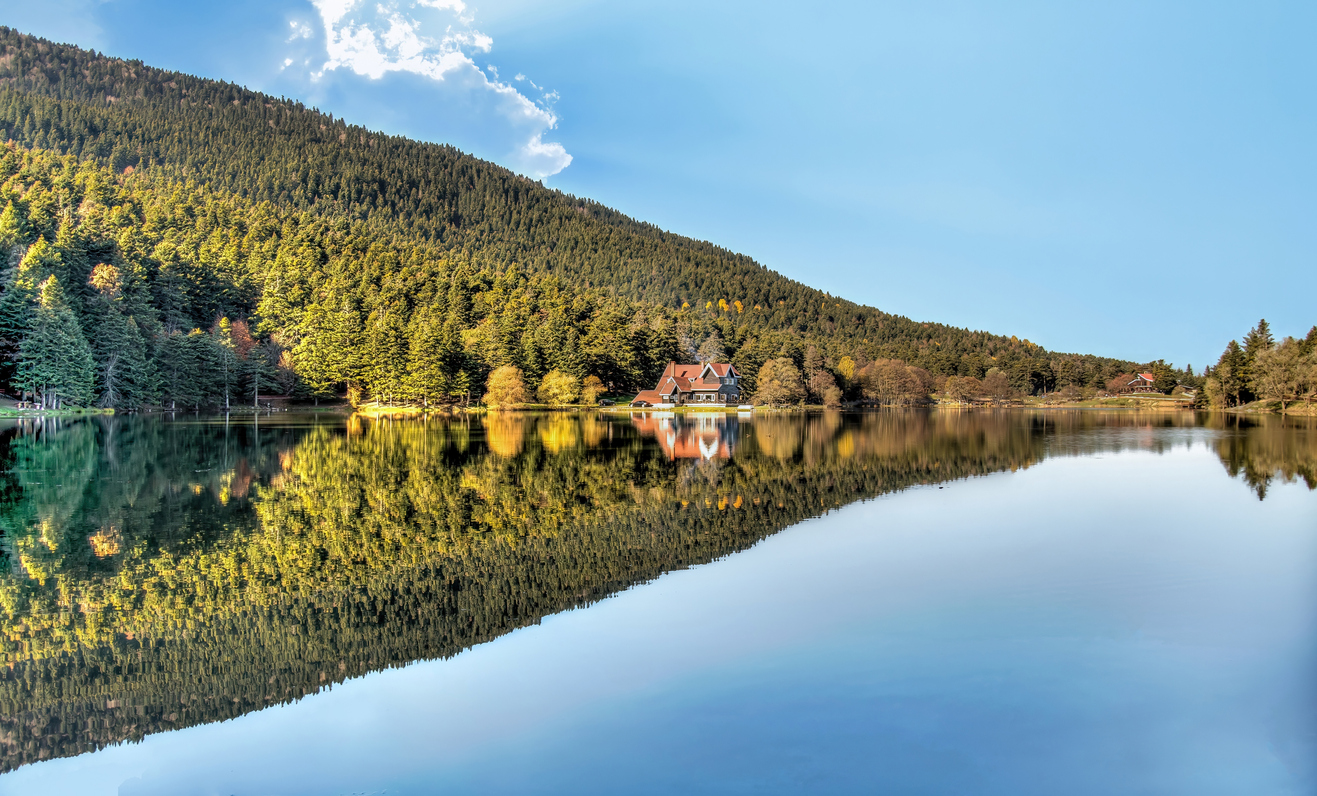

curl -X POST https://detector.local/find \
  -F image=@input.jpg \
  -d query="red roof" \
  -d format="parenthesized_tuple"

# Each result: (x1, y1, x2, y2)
(631, 390, 663, 406)
(655, 362, 739, 394)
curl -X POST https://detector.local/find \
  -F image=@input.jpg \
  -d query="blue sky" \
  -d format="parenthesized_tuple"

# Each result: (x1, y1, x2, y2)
(2, 1, 1314, 368)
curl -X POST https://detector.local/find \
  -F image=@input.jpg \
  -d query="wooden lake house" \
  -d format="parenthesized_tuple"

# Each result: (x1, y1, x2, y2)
(630, 362, 743, 408)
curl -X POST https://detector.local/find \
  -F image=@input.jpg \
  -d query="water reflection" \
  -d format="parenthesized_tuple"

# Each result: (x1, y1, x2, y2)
(631, 413, 739, 459)
(0, 409, 1310, 773)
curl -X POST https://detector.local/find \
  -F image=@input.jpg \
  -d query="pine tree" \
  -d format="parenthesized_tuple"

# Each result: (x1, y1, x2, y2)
(440, 318, 470, 404)
(118, 317, 157, 408)
(212, 318, 240, 410)
(158, 331, 204, 410)
(406, 310, 450, 406)
(0, 201, 25, 249)
(292, 303, 338, 402)
(154, 258, 192, 334)
(331, 296, 367, 390)
(1216, 340, 1246, 407)
(17, 276, 94, 408)
(1242, 319, 1274, 359)
(245, 341, 278, 409)
(366, 308, 408, 404)
(17, 236, 62, 287)
(1239, 318, 1274, 401)
(52, 215, 91, 322)
(1301, 326, 1317, 357)
(0, 266, 36, 392)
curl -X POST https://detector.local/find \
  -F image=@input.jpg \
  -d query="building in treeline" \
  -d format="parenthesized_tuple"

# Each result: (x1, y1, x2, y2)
(631, 362, 743, 407)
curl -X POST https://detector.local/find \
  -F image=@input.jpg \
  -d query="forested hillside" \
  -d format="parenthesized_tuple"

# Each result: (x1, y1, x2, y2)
(0, 27, 1143, 408)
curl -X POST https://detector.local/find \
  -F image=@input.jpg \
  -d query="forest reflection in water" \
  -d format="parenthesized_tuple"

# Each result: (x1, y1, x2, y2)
(0, 409, 1311, 774)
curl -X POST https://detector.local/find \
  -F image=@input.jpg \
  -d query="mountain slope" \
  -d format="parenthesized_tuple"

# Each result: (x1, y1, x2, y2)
(0, 28, 1141, 405)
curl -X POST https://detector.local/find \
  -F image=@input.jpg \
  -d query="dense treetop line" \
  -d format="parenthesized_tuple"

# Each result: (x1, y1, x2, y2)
(5, 408, 1297, 770)
(0, 27, 1144, 408)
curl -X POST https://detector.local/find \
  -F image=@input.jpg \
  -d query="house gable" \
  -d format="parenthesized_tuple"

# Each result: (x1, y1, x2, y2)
(632, 361, 744, 407)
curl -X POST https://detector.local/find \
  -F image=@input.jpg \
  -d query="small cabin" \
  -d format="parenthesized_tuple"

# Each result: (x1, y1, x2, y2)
(1126, 372, 1156, 391)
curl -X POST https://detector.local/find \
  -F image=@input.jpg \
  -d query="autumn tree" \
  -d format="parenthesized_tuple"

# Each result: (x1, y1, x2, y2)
(483, 365, 529, 408)
(1251, 338, 1304, 413)
(1303, 348, 1317, 410)
(537, 370, 580, 406)
(944, 376, 980, 404)
(753, 358, 805, 405)
(581, 375, 606, 405)
(836, 356, 856, 388)
(807, 370, 840, 405)
(859, 360, 927, 405)
(696, 331, 726, 364)
(983, 370, 1013, 402)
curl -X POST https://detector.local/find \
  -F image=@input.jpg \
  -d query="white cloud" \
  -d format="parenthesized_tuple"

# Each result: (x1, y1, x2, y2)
(417, 0, 469, 19)
(304, 0, 571, 178)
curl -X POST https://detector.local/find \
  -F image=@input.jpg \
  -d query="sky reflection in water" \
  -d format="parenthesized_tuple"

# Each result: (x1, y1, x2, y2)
(0, 411, 1313, 795)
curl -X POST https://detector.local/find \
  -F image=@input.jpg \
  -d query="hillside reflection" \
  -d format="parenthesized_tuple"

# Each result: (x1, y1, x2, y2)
(0, 409, 1310, 772)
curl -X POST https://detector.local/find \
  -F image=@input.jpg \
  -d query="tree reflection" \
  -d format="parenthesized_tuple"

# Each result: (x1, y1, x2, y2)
(0, 409, 1308, 771)
(1203, 414, 1317, 499)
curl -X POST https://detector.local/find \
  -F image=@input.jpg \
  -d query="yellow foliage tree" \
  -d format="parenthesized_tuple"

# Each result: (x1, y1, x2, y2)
(537, 370, 580, 406)
(837, 356, 856, 386)
(581, 375, 606, 405)
(483, 365, 529, 408)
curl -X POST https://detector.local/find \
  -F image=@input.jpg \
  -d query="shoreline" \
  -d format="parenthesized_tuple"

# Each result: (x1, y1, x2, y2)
(3, 399, 1311, 420)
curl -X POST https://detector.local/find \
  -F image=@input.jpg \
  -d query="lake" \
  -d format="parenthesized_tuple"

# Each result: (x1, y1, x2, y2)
(0, 409, 1313, 795)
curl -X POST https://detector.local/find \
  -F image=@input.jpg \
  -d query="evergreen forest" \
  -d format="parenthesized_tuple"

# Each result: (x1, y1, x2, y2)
(0, 28, 1146, 409)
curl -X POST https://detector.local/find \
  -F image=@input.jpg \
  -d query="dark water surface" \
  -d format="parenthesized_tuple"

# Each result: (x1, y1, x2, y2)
(0, 410, 1313, 795)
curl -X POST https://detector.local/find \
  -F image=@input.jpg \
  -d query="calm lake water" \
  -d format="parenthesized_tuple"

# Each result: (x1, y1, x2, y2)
(0, 410, 1313, 795)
